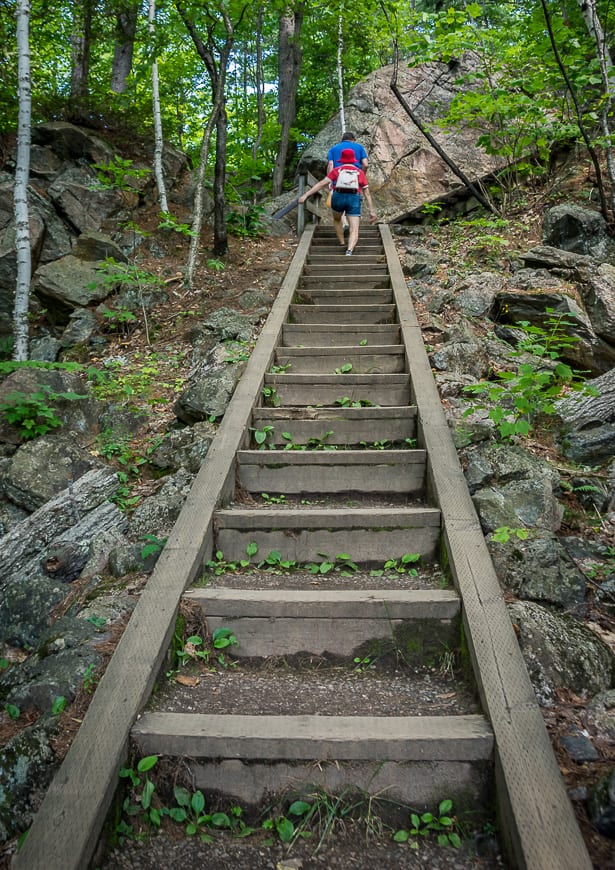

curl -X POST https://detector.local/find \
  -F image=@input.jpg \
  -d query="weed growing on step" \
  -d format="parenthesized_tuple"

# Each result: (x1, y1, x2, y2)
(261, 492, 286, 504)
(352, 655, 374, 673)
(250, 424, 275, 448)
(174, 629, 238, 670)
(169, 787, 253, 841)
(262, 385, 280, 407)
(118, 755, 162, 834)
(280, 430, 336, 450)
(394, 798, 462, 849)
(268, 363, 292, 374)
(204, 543, 258, 576)
(306, 552, 359, 576)
(334, 363, 353, 374)
(335, 396, 374, 408)
(370, 553, 421, 577)
(258, 549, 299, 572)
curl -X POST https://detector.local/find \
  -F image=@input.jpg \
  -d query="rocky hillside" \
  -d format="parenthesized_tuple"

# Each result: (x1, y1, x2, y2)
(0, 121, 614, 868)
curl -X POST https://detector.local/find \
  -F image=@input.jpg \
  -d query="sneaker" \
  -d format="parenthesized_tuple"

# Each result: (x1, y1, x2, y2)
(345, 249, 353, 256)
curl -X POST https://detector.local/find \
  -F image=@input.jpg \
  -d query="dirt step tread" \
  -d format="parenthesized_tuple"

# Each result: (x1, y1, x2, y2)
(238, 449, 425, 464)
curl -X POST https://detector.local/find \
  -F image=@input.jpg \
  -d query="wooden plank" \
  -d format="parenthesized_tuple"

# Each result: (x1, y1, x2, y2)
(249, 405, 417, 446)
(274, 344, 405, 374)
(282, 323, 400, 346)
(132, 713, 494, 761)
(382, 223, 592, 869)
(289, 303, 396, 323)
(236, 448, 426, 494)
(12, 226, 320, 870)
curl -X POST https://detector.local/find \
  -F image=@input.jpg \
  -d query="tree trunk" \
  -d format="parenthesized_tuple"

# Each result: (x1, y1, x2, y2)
(576, 0, 615, 216)
(110, 2, 139, 93)
(272, 3, 304, 197)
(149, 0, 168, 214)
(13, 0, 32, 362)
(336, 6, 345, 133)
(70, 0, 93, 112)
(213, 108, 229, 256)
(252, 5, 265, 166)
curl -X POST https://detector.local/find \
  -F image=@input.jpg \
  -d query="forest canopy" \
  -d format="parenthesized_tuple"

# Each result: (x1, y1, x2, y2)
(2, 0, 615, 196)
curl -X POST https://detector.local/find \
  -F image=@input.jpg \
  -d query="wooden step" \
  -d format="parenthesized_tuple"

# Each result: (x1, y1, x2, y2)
(237, 448, 426, 495)
(289, 304, 396, 323)
(263, 372, 409, 406)
(274, 344, 405, 373)
(132, 711, 493, 807)
(282, 323, 400, 346)
(299, 275, 391, 289)
(307, 252, 386, 264)
(213, 506, 441, 564)
(295, 288, 394, 304)
(304, 263, 389, 276)
(250, 405, 417, 446)
(187, 587, 460, 657)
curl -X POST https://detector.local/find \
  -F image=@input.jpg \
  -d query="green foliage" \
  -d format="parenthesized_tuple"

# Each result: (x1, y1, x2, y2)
(251, 424, 275, 448)
(82, 663, 99, 694)
(491, 526, 530, 543)
(139, 534, 167, 561)
(305, 552, 359, 576)
(335, 396, 374, 408)
(0, 385, 86, 440)
(394, 799, 462, 848)
(262, 385, 280, 407)
(157, 212, 197, 237)
(463, 309, 596, 440)
(370, 553, 421, 577)
(226, 204, 267, 238)
(91, 156, 150, 192)
(51, 696, 67, 716)
(223, 340, 253, 364)
(4, 703, 20, 720)
(119, 755, 162, 830)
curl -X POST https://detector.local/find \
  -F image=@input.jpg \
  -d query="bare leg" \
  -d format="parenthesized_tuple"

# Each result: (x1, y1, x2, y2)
(333, 211, 345, 246)
(347, 215, 360, 252)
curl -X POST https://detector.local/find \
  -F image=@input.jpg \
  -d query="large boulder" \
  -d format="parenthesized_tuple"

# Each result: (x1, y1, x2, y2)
(542, 203, 615, 262)
(297, 56, 504, 222)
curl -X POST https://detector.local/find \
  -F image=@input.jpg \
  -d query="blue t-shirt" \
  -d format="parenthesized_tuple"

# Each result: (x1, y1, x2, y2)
(327, 140, 368, 167)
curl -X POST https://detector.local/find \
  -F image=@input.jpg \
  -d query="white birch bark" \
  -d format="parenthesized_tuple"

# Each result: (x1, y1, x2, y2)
(149, 0, 168, 214)
(337, 7, 345, 132)
(576, 0, 615, 212)
(186, 109, 218, 288)
(13, 0, 32, 362)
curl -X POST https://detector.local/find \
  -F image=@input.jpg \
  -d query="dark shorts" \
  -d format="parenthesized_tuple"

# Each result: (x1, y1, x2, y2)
(331, 190, 362, 217)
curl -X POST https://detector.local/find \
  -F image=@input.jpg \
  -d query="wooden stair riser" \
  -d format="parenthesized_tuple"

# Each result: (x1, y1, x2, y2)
(189, 588, 460, 658)
(236, 449, 426, 495)
(304, 264, 389, 276)
(299, 276, 391, 289)
(263, 379, 410, 407)
(289, 304, 395, 324)
(249, 406, 417, 446)
(213, 508, 441, 565)
(294, 289, 394, 305)
(274, 345, 405, 374)
(282, 324, 400, 346)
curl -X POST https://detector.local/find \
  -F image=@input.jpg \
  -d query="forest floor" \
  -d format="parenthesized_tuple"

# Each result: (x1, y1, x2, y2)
(1, 173, 615, 868)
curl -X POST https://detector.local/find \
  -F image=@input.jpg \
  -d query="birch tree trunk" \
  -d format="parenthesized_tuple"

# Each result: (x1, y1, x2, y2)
(110, 2, 139, 93)
(251, 5, 265, 165)
(336, 7, 345, 133)
(13, 0, 32, 362)
(149, 0, 168, 214)
(576, 0, 615, 214)
(272, 3, 304, 197)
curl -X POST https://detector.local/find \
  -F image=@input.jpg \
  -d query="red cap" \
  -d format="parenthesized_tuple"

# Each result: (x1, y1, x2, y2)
(340, 148, 358, 163)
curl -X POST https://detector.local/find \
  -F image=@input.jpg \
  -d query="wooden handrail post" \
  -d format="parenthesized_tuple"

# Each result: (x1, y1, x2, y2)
(297, 175, 306, 236)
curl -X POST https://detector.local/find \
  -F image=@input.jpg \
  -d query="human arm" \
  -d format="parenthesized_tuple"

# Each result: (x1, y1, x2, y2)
(298, 175, 333, 203)
(362, 185, 377, 223)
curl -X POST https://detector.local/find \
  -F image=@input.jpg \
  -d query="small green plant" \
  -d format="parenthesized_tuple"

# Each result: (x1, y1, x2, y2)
(157, 211, 197, 237)
(0, 386, 86, 440)
(119, 755, 162, 828)
(359, 439, 390, 450)
(205, 542, 257, 575)
(335, 396, 373, 408)
(226, 204, 266, 238)
(268, 362, 292, 374)
(352, 655, 373, 673)
(99, 306, 138, 334)
(334, 363, 353, 374)
(306, 552, 359, 576)
(82, 663, 99, 694)
(262, 385, 280, 407)
(359, 339, 368, 346)
(168, 787, 251, 840)
(250, 424, 275, 448)
(490, 526, 530, 543)
(91, 156, 150, 192)
(87, 615, 107, 629)
(258, 549, 299, 572)
(0, 658, 9, 670)
(51, 696, 67, 716)
(463, 309, 597, 440)
(223, 340, 253, 364)
(421, 201, 444, 216)
(140, 534, 167, 561)
(4, 703, 20, 720)
(371, 553, 421, 577)
(394, 799, 461, 848)
(206, 258, 226, 272)
(280, 430, 335, 451)
(261, 492, 286, 504)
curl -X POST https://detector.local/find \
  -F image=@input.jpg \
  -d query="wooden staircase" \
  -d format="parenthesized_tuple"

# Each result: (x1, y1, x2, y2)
(133, 224, 495, 813)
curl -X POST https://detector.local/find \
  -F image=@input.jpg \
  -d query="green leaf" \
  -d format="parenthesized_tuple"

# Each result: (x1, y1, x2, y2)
(288, 800, 311, 816)
(439, 799, 453, 814)
(276, 816, 295, 842)
(393, 829, 410, 842)
(4, 703, 20, 719)
(191, 790, 205, 815)
(137, 755, 158, 773)
(141, 778, 155, 810)
(51, 696, 67, 715)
